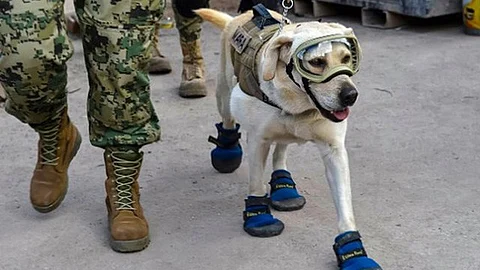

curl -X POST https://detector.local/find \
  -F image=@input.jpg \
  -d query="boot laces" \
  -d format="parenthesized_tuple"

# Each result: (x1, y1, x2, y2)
(111, 152, 142, 211)
(37, 108, 63, 166)
(185, 62, 203, 79)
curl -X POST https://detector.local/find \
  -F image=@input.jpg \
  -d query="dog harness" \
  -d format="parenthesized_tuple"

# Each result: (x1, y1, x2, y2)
(231, 4, 281, 108)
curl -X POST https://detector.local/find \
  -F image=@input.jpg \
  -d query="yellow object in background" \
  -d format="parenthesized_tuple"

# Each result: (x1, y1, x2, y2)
(159, 17, 175, 29)
(463, 0, 480, 35)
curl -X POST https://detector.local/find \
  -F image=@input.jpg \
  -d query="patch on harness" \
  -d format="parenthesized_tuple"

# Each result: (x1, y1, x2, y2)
(232, 27, 252, 54)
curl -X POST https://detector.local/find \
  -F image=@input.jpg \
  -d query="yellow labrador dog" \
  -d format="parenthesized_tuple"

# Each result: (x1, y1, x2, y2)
(197, 5, 381, 270)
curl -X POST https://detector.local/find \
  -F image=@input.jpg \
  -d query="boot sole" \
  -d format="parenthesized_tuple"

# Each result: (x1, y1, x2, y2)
(149, 63, 172, 75)
(179, 82, 207, 98)
(33, 181, 68, 213)
(32, 130, 82, 213)
(149, 69, 172, 75)
(110, 235, 150, 253)
(179, 89, 207, 98)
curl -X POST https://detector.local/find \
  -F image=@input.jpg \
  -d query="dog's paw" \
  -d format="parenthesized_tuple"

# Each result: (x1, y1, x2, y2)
(243, 195, 285, 237)
(269, 170, 306, 211)
(208, 122, 243, 173)
(333, 231, 382, 270)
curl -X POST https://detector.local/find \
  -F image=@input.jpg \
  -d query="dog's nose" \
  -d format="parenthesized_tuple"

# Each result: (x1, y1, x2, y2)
(339, 87, 358, 107)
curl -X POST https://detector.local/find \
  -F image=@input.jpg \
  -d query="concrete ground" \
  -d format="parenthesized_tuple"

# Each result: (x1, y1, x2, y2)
(1, 6, 480, 270)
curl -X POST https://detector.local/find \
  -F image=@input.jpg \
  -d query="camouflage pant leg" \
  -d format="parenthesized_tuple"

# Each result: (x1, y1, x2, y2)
(74, 0, 165, 148)
(172, 0, 209, 42)
(0, 0, 73, 125)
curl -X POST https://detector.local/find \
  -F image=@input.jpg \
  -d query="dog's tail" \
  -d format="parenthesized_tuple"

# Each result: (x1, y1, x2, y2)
(194, 8, 233, 30)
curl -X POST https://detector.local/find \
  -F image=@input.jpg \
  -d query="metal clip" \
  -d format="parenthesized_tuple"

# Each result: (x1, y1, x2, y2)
(279, 0, 294, 31)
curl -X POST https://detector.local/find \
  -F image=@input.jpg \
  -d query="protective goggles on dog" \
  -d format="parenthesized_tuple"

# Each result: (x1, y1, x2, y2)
(292, 34, 361, 83)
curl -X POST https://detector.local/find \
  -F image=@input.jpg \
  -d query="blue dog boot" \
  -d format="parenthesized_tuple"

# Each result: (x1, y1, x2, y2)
(269, 170, 306, 211)
(333, 231, 382, 270)
(208, 123, 243, 173)
(243, 195, 284, 237)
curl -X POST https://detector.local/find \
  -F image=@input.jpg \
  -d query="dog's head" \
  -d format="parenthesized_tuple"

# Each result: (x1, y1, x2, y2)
(261, 21, 362, 122)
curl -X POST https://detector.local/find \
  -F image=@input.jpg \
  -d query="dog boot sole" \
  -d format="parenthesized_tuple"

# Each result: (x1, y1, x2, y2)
(212, 155, 242, 173)
(244, 220, 285, 238)
(271, 196, 307, 212)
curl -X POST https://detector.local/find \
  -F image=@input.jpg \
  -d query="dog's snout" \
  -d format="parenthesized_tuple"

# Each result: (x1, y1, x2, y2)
(339, 87, 358, 107)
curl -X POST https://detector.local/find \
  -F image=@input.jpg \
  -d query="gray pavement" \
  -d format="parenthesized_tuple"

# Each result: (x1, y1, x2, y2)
(1, 12, 479, 270)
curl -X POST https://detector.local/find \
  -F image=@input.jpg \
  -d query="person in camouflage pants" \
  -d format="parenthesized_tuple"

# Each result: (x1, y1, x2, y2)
(0, 0, 163, 252)
(149, 0, 210, 98)
(149, 0, 280, 97)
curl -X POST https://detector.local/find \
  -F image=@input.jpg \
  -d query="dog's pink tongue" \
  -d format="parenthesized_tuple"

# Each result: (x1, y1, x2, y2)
(332, 108, 350, 121)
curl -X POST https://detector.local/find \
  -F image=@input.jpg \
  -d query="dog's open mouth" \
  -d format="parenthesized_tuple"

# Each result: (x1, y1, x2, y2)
(318, 106, 350, 122)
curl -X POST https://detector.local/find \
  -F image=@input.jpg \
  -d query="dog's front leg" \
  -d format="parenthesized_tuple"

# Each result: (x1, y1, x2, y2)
(272, 143, 288, 171)
(319, 143, 355, 232)
(319, 142, 382, 270)
(242, 137, 285, 237)
(247, 137, 271, 197)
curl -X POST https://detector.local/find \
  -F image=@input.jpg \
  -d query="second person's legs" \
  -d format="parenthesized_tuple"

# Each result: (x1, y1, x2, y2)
(172, 0, 209, 98)
(149, 21, 173, 75)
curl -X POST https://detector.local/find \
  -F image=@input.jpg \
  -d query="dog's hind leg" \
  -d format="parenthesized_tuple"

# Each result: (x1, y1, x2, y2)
(318, 142, 382, 270)
(208, 115, 243, 173)
(215, 30, 236, 129)
(215, 73, 236, 129)
(242, 137, 285, 237)
(269, 144, 306, 211)
(208, 63, 243, 173)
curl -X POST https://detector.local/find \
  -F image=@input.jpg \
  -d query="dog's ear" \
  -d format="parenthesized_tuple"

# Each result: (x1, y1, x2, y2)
(262, 35, 293, 81)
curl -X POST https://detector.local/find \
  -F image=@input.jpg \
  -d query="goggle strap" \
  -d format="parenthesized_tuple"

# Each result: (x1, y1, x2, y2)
(286, 59, 301, 89)
(301, 77, 324, 113)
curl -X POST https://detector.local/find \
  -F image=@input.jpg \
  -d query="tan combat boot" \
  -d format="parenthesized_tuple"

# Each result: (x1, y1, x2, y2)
(30, 109, 82, 213)
(149, 21, 172, 75)
(149, 45, 172, 74)
(179, 39, 207, 98)
(104, 147, 149, 252)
